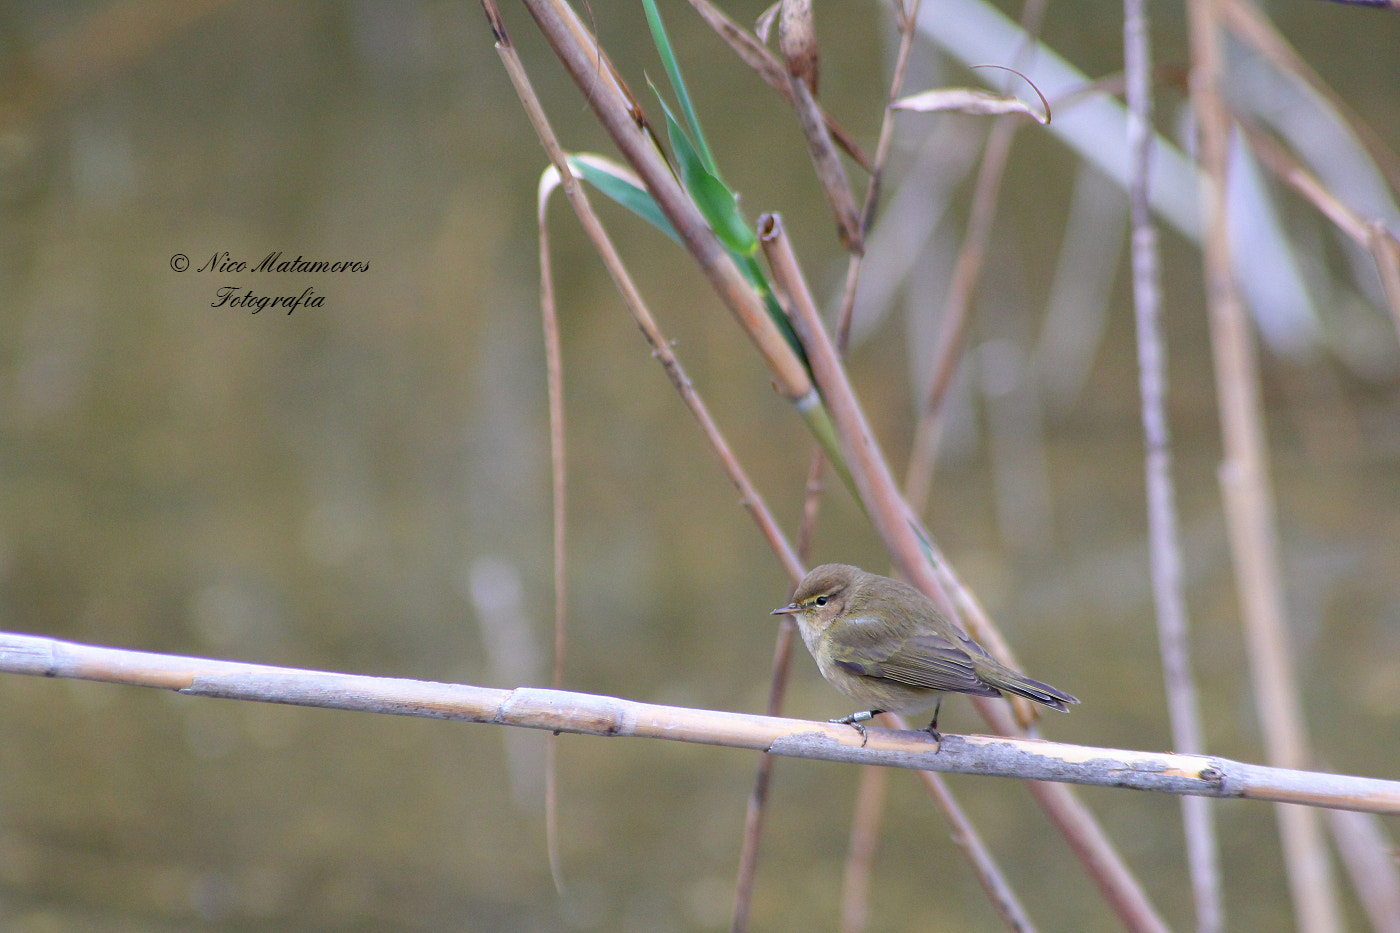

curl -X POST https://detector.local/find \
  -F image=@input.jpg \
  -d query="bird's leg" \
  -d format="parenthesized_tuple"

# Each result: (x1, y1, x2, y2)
(923, 697, 944, 743)
(831, 709, 883, 747)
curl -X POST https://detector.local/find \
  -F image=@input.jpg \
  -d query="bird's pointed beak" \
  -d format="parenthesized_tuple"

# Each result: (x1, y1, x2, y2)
(771, 603, 800, 616)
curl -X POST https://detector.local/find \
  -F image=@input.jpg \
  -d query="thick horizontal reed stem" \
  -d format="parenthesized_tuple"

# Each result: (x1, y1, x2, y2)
(5, 632, 1397, 815)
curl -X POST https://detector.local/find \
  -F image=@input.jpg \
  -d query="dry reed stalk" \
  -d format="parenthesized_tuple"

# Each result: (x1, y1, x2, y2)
(1123, 0, 1223, 929)
(903, 113, 1021, 515)
(834, 0, 925, 346)
(536, 104, 570, 898)
(1187, 0, 1345, 929)
(729, 614, 799, 933)
(1218, 0, 1400, 191)
(1237, 120, 1400, 336)
(838, 764, 887, 933)
(885, 713, 1041, 933)
(1325, 806, 1400, 933)
(902, 0, 1048, 515)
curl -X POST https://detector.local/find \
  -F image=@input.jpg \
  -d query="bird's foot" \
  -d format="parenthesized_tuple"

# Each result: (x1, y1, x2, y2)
(830, 710, 882, 748)
(923, 699, 944, 749)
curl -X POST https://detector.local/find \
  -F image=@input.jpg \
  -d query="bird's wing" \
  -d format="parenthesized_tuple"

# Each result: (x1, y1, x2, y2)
(826, 623, 1000, 696)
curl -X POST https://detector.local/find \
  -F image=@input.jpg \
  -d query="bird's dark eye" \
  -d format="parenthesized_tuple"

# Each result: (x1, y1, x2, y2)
(814, 596, 828, 606)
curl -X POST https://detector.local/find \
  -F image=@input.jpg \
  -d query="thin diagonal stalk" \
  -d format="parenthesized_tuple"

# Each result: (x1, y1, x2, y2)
(835, 0, 924, 348)
(787, 63, 864, 252)
(903, 112, 1019, 517)
(1369, 222, 1400, 346)
(839, 764, 886, 933)
(732, 454, 832, 933)
(1217, 0, 1400, 192)
(760, 214, 940, 597)
(902, 0, 1048, 517)
(732, 439, 836, 933)
(734, 387, 833, 932)
(1124, 0, 1222, 928)
(1186, 0, 1344, 930)
(1236, 119, 1400, 333)
(913, 770, 1037, 933)
(776, 0, 862, 251)
(796, 447, 827, 560)
(730, 615, 799, 933)
(1324, 806, 1400, 933)
(1228, 123, 1375, 246)
(887, 713, 1040, 933)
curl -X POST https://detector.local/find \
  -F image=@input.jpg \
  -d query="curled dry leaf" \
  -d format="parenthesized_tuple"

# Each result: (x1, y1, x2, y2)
(893, 86, 1050, 124)
(754, 1, 779, 43)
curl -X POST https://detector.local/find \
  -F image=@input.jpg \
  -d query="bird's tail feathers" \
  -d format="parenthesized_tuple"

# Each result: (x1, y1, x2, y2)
(986, 671, 1079, 712)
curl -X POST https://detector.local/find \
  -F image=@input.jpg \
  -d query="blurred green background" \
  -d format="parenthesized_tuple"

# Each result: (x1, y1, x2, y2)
(2, 1, 1398, 930)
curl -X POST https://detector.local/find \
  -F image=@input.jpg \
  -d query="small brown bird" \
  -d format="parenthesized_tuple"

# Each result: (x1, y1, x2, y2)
(772, 563, 1078, 739)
